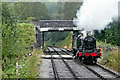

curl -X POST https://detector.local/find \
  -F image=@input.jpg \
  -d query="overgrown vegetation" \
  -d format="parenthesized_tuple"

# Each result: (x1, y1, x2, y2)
(45, 32, 72, 49)
(55, 32, 72, 49)
(2, 3, 42, 77)
(96, 41, 120, 72)
(18, 49, 42, 78)
(2, 2, 49, 78)
(100, 49, 120, 72)
(2, 22, 42, 78)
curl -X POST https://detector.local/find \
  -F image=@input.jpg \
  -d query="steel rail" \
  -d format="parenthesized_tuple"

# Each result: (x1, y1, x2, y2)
(60, 47, 72, 53)
(47, 45, 72, 52)
(47, 47, 59, 80)
(58, 48, 70, 55)
(96, 63, 120, 78)
(49, 46, 79, 80)
(74, 59, 106, 80)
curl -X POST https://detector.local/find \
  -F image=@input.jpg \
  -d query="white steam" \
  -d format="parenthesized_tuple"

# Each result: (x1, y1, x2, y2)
(73, 0, 119, 31)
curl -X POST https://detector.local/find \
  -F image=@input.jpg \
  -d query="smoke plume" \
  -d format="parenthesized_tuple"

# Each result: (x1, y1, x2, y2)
(73, 0, 119, 31)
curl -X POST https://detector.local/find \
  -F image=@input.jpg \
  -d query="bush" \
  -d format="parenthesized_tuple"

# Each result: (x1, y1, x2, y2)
(101, 50, 120, 72)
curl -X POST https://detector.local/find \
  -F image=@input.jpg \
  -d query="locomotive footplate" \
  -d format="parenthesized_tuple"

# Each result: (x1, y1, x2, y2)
(78, 49, 102, 57)
(79, 52, 102, 57)
(77, 50, 102, 63)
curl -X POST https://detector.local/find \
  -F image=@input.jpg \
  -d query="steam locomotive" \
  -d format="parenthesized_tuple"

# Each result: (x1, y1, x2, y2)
(73, 31, 102, 64)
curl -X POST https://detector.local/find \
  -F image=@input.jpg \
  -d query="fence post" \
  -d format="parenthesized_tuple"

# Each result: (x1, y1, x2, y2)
(105, 39, 107, 50)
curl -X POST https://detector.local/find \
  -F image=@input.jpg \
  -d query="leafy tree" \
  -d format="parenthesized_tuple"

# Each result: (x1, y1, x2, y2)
(2, 3, 19, 77)
(45, 2, 64, 20)
(14, 2, 51, 21)
(2, 3, 17, 59)
(63, 2, 82, 20)
(105, 19, 119, 46)
(94, 30, 100, 40)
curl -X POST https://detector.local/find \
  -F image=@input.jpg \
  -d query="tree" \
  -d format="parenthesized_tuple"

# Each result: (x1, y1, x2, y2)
(2, 3, 17, 59)
(14, 2, 51, 21)
(105, 19, 120, 46)
(63, 2, 82, 20)
(45, 2, 64, 20)
(94, 30, 100, 40)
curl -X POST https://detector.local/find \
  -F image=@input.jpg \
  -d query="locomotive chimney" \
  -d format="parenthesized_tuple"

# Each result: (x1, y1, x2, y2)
(86, 31, 91, 36)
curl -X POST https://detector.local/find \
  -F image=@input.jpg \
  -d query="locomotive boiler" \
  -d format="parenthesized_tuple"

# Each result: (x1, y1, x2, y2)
(73, 31, 102, 64)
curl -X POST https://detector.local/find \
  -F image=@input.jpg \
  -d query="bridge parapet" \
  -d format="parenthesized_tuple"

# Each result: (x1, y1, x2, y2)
(31, 20, 76, 28)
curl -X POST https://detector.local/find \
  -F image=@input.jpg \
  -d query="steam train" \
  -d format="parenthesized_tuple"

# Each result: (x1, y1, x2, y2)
(73, 31, 102, 64)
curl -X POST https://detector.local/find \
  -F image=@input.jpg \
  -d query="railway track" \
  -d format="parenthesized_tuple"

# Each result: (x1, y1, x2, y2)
(54, 46, 105, 79)
(58, 46, 120, 79)
(48, 46, 79, 80)
(47, 45, 72, 53)
(46, 46, 120, 79)
(75, 59, 119, 80)
(47, 47, 59, 79)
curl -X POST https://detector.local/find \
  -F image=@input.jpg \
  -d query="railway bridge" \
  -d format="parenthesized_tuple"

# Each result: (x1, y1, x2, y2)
(31, 20, 79, 49)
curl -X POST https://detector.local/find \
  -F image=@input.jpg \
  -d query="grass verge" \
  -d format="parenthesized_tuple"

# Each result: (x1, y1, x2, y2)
(97, 41, 120, 72)
(100, 50, 120, 72)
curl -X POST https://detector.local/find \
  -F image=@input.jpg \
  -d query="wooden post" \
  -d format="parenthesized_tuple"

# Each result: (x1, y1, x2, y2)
(105, 39, 107, 50)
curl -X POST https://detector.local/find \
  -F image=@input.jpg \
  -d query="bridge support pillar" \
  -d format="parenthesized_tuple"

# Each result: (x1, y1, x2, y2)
(72, 32, 74, 49)
(72, 30, 80, 48)
(72, 31, 76, 49)
(36, 32, 44, 49)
